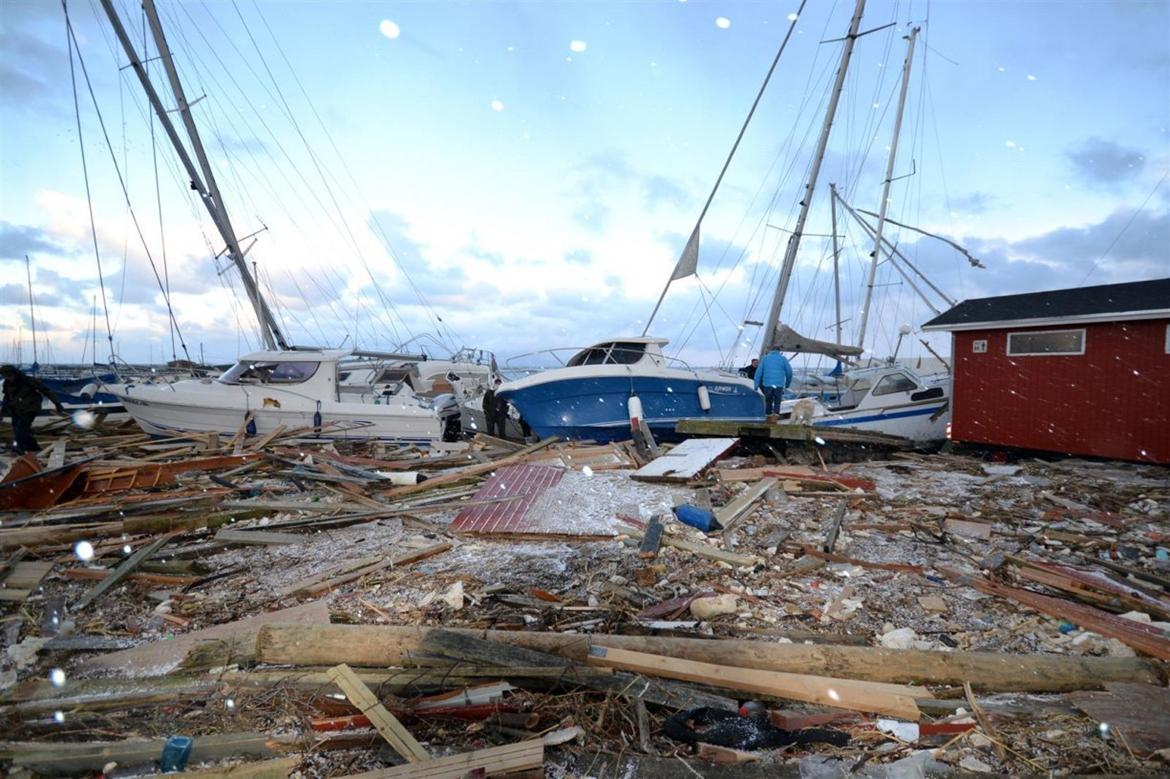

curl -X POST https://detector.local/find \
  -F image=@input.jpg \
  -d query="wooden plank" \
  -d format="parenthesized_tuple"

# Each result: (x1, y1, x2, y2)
(1068, 683, 1170, 756)
(299, 542, 451, 597)
(72, 530, 180, 612)
(6, 731, 286, 775)
(4, 561, 53, 589)
(944, 517, 993, 539)
(326, 663, 430, 763)
(940, 566, 1170, 661)
(631, 438, 738, 482)
(638, 516, 664, 559)
(586, 645, 925, 720)
(178, 755, 301, 779)
(215, 528, 307, 546)
(340, 738, 543, 779)
(273, 556, 381, 598)
(621, 525, 757, 567)
(714, 478, 778, 531)
(419, 629, 736, 712)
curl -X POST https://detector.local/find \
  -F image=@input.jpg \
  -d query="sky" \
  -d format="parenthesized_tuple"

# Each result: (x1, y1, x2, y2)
(1, 0, 1167, 373)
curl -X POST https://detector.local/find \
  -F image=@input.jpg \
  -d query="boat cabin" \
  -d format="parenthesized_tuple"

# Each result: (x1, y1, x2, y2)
(832, 366, 943, 410)
(565, 339, 668, 368)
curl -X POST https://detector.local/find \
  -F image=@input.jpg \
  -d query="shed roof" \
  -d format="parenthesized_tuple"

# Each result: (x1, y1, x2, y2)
(922, 278, 1170, 331)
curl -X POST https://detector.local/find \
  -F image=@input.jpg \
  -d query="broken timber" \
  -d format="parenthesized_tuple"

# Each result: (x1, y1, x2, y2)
(631, 437, 738, 483)
(326, 663, 430, 763)
(586, 645, 927, 719)
(255, 624, 1166, 692)
(675, 418, 912, 448)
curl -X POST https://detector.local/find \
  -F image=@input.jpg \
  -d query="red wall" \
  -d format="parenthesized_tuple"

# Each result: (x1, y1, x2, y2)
(951, 319, 1170, 464)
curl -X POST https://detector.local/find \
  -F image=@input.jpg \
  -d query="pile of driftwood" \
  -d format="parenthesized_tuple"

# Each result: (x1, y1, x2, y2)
(2, 417, 1169, 776)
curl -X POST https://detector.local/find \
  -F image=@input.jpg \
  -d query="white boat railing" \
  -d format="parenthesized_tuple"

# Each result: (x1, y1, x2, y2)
(503, 346, 728, 375)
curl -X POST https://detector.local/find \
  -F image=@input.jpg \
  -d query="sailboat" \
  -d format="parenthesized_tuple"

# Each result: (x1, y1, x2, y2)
(96, 0, 461, 446)
(501, 0, 950, 443)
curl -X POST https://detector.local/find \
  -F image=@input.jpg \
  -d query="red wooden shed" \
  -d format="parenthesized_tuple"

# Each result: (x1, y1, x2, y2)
(922, 278, 1170, 464)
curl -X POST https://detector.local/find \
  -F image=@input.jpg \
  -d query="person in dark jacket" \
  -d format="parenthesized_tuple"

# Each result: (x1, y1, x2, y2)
(1, 365, 65, 454)
(739, 358, 759, 380)
(481, 378, 509, 438)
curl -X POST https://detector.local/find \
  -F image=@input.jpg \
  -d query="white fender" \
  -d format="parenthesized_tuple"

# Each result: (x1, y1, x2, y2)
(627, 395, 644, 426)
(697, 384, 711, 412)
(376, 471, 425, 485)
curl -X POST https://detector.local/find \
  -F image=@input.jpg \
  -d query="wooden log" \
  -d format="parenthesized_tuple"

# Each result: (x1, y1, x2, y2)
(255, 624, 1167, 693)
(178, 755, 301, 779)
(621, 526, 758, 567)
(586, 645, 925, 719)
(419, 630, 736, 711)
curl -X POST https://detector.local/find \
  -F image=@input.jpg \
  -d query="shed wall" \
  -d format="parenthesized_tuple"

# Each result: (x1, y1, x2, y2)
(951, 319, 1170, 463)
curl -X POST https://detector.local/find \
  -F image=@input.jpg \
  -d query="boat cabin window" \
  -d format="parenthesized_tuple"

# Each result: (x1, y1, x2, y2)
(872, 372, 919, 396)
(219, 361, 320, 385)
(567, 342, 648, 367)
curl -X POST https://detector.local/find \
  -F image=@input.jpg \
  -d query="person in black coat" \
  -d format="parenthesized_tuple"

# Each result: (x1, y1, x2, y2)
(1, 365, 65, 454)
(482, 378, 509, 438)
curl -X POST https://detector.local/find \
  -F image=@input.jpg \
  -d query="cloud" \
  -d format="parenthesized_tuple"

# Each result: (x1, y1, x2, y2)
(947, 192, 997, 215)
(565, 249, 593, 266)
(0, 221, 66, 259)
(1066, 137, 1147, 186)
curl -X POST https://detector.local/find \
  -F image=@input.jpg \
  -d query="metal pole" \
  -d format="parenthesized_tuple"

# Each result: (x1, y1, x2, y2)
(24, 255, 38, 367)
(856, 26, 919, 350)
(761, 0, 868, 356)
(829, 185, 843, 346)
(98, 0, 286, 350)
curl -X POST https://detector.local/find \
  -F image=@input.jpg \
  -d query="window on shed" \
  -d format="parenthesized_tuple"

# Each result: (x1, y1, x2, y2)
(1006, 329, 1085, 356)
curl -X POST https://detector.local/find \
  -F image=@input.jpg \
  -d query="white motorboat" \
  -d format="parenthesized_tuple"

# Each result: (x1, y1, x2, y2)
(110, 349, 460, 444)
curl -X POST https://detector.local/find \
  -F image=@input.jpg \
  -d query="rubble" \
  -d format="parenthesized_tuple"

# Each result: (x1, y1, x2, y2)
(1, 417, 1168, 776)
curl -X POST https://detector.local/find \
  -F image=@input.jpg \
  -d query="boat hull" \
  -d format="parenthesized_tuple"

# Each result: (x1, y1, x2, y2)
(110, 381, 447, 445)
(498, 372, 763, 443)
(811, 398, 949, 441)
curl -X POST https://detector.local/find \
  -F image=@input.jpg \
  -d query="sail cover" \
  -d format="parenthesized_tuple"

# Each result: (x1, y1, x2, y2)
(771, 324, 863, 360)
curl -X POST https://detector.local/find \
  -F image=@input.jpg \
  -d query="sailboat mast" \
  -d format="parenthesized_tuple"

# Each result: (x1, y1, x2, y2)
(24, 255, 38, 368)
(829, 185, 843, 346)
(98, 0, 287, 351)
(856, 26, 919, 351)
(760, 0, 867, 356)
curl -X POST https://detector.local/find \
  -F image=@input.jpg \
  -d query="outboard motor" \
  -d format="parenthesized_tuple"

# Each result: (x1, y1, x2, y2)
(429, 393, 462, 441)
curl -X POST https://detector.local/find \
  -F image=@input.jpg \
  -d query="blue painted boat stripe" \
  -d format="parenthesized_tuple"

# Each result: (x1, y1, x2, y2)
(814, 404, 945, 427)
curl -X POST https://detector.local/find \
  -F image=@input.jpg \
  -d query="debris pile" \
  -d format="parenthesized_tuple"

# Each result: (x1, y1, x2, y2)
(1, 419, 1168, 776)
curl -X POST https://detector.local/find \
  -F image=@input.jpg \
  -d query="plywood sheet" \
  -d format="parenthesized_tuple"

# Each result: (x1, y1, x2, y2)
(631, 438, 738, 482)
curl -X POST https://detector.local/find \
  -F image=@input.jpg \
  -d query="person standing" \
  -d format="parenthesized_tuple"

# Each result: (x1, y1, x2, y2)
(753, 348, 793, 417)
(482, 378, 508, 438)
(1, 365, 65, 454)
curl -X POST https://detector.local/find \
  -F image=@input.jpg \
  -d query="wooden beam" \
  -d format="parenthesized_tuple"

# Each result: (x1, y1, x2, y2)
(326, 664, 430, 763)
(714, 477, 778, 531)
(586, 645, 925, 719)
(621, 525, 757, 567)
(340, 737, 543, 779)
(255, 624, 1166, 693)
(72, 530, 180, 611)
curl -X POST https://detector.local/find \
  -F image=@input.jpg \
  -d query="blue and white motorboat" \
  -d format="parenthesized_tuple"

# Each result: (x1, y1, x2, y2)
(496, 338, 762, 443)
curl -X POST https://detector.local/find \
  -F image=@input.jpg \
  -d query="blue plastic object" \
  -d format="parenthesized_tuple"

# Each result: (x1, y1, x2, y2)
(673, 504, 722, 533)
(160, 735, 193, 773)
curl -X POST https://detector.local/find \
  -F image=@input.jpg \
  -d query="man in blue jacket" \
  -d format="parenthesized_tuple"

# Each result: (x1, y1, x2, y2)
(753, 348, 793, 417)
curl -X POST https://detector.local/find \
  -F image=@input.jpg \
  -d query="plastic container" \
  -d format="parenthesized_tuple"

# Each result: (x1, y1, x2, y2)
(159, 735, 193, 773)
(673, 504, 721, 533)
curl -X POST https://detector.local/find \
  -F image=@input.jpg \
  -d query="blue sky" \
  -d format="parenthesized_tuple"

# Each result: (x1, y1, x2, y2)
(1, 0, 1167, 371)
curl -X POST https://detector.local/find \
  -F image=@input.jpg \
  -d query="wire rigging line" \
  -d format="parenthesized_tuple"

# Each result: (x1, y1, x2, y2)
(64, 0, 117, 364)
(245, 0, 463, 353)
(65, 0, 194, 365)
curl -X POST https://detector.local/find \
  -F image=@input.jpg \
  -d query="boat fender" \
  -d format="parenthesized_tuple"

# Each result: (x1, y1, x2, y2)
(79, 382, 98, 400)
(697, 384, 711, 412)
(313, 401, 323, 430)
(245, 416, 257, 437)
(627, 395, 644, 427)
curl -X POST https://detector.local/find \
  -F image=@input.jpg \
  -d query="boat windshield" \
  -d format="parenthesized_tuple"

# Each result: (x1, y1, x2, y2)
(567, 342, 648, 367)
(219, 360, 320, 385)
(872, 372, 919, 396)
